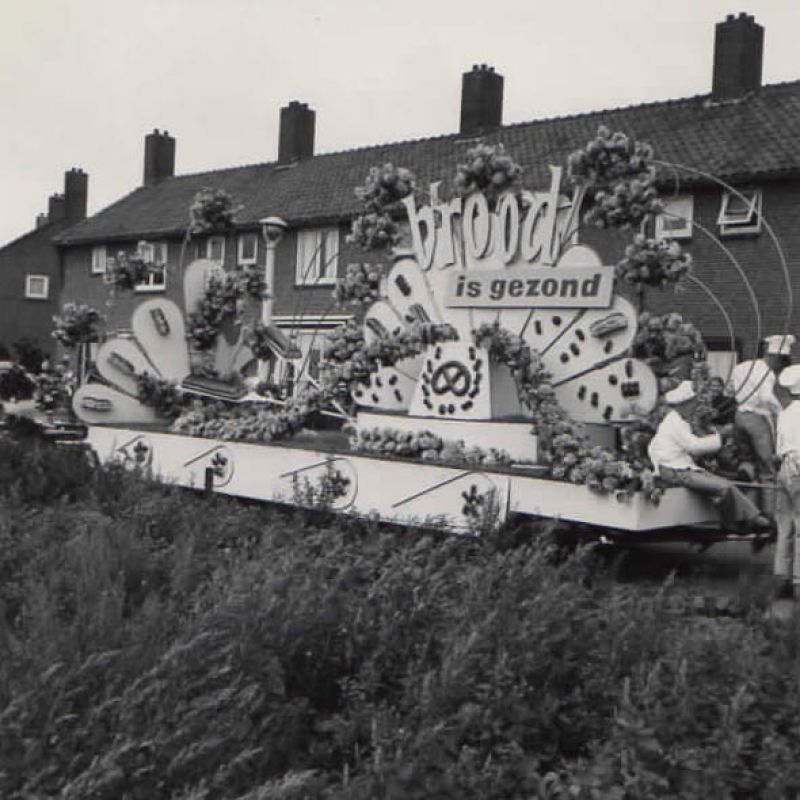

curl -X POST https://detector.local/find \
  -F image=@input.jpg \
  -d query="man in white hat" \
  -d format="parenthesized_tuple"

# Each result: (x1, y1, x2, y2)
(773, 364, 800, 597)
(728, 335, 795, 508)
(648, 380, 771, 532)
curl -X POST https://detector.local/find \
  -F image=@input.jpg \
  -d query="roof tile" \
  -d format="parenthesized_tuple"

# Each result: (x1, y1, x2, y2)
(59, 81, 800, 244)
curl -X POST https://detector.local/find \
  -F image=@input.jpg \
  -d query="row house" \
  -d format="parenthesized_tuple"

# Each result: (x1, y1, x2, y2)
(55, 13, 800, 386)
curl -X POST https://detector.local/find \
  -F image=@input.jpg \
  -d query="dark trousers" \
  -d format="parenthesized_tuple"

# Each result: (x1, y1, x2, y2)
(660, 466, 761, 531)
(734, 411, 776, 514)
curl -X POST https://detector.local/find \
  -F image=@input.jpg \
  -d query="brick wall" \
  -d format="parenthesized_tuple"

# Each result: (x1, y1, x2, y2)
(581, 179, 800, 357)
(0, 224, 65, 357)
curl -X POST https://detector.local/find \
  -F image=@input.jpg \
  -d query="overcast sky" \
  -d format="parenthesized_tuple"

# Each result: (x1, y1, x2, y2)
(1, 0, 798, 246)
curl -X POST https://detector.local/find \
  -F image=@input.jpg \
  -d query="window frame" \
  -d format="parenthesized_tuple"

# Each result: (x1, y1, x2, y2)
(718, 189, 762, 236)
(207, 235, 226, 265)
(295, 227, 340, 287)
(91, 245, 107, 275)
(655, 195, 694, 240)
(25, 273, 50, 300)
(237, 232, 259, 265)
(134, 241, 168, 293)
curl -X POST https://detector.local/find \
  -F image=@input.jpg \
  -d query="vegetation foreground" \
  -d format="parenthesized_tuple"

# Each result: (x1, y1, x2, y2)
(2, 436, 800, 799)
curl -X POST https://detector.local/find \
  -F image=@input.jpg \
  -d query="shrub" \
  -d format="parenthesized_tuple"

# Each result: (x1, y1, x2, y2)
(1, 458, 800, 798)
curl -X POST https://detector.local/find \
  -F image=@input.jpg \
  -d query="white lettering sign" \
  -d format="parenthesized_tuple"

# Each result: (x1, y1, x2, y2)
(443, 266, 615, 309)
(401, 165, 579, 272)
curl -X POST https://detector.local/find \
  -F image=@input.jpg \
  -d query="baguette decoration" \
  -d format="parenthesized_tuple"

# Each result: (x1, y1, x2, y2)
(589, 312, 629, 339)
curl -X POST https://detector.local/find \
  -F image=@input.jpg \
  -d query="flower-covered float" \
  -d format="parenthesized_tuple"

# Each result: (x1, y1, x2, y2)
(73, 131, 758, 533)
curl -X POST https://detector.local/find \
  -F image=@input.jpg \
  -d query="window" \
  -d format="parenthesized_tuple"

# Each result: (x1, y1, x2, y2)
(655, 195, 693, 240)
(705, 337, 741, 382)
(25, 274, 49, 299)
(194, 236, 226, 265)
(91, 245, 107, 275)
(135, 241, 167, 293)
(295, 228, 339, 286)
(718, 189, 762, 236)
(208, 236, 225, 265)
(238, 233, 258, 265)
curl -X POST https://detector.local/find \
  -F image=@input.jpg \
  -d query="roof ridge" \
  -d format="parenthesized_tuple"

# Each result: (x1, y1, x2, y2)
(159, 79, 800, 182)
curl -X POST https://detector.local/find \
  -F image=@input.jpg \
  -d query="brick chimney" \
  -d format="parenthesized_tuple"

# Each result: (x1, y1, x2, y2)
(35, 213, 48, 228)
(48, 194, 65, 223)
(278, 101, 315, 164)
(712, 13, 764, 101)
(460, 64, 503, 135)
(143, 129, 176, 187)
(63, 167, 88, 223)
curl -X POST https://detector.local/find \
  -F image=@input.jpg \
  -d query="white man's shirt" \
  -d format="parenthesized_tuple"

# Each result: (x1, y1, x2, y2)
(648, 410, 722, 473)
(777, 399, 800, 458)
(729, 359, 782, 418)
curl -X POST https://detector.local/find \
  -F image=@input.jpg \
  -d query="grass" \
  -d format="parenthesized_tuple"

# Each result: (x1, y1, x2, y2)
(1, 433, 800, 798)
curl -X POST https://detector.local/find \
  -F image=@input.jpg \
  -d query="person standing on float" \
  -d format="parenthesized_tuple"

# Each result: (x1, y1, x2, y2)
(728, 335, 794, 511)
(773, 365, 800, 598)
(648, 381, 771, 532)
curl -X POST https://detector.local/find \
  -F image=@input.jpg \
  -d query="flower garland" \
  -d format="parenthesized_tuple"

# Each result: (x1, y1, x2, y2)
(616, 234, 692, 289)
(186, 265, 266, 351)
(347, 164, 416, 251)
(332, 262, 384, 312)
(52, 303, 104, 349)
(324, 321, 459, 383)
(171, 379, 336, 443)
(567, 126, 662, 230)
(473, 321, 663, 502)
(188, 187, 241, 235)
(349, 425, 512, 468)
(453, 143, 523, 208)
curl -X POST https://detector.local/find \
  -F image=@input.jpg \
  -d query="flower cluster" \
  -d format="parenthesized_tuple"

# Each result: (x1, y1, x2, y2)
(616, 234, 692, 289)
(188, 187, 241, 235)
(355, 163, 416, 208)
(33, 365, 75, 412)
(186, 266, 266, 351)
(632, 311, 704, 389)
(323, 319, 366, 366)
(52, 303, 104, 349)
(332, 262, 383, 312)
(106, 241, 166, 291)
(348, 164, 416, 252)
(453, 143, 523, 207)
(549, 422, 662, 503)
(136, 373, 184, 420)
(567, 127, 662, 229)
(349, 426, 512, 468)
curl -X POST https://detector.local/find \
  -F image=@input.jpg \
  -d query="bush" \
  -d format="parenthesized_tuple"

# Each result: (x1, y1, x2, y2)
(1, 457, 800, 798)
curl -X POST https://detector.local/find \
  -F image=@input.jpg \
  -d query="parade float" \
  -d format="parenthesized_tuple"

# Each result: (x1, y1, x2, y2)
(66, 129, 780, 534)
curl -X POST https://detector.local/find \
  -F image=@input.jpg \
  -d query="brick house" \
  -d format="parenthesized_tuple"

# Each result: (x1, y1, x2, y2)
(57, 13, 800, 384)
(0, 168, 88, 360)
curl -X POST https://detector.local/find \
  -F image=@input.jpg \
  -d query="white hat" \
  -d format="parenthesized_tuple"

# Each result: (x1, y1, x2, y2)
(765, 334, 796, 356)
(664, 380, 696, 405)
(779, 364, 800, 394)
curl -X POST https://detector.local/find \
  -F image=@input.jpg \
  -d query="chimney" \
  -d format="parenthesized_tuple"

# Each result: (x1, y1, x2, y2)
(143, 128, 176, 187)
(278, 101, 315, 164)
(35, 213, 49, 229)
(63, 167, 88, 222)
(48, 194, 65, 223)
(712, 13, 764, 101)
(460, 64, 504, 135)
